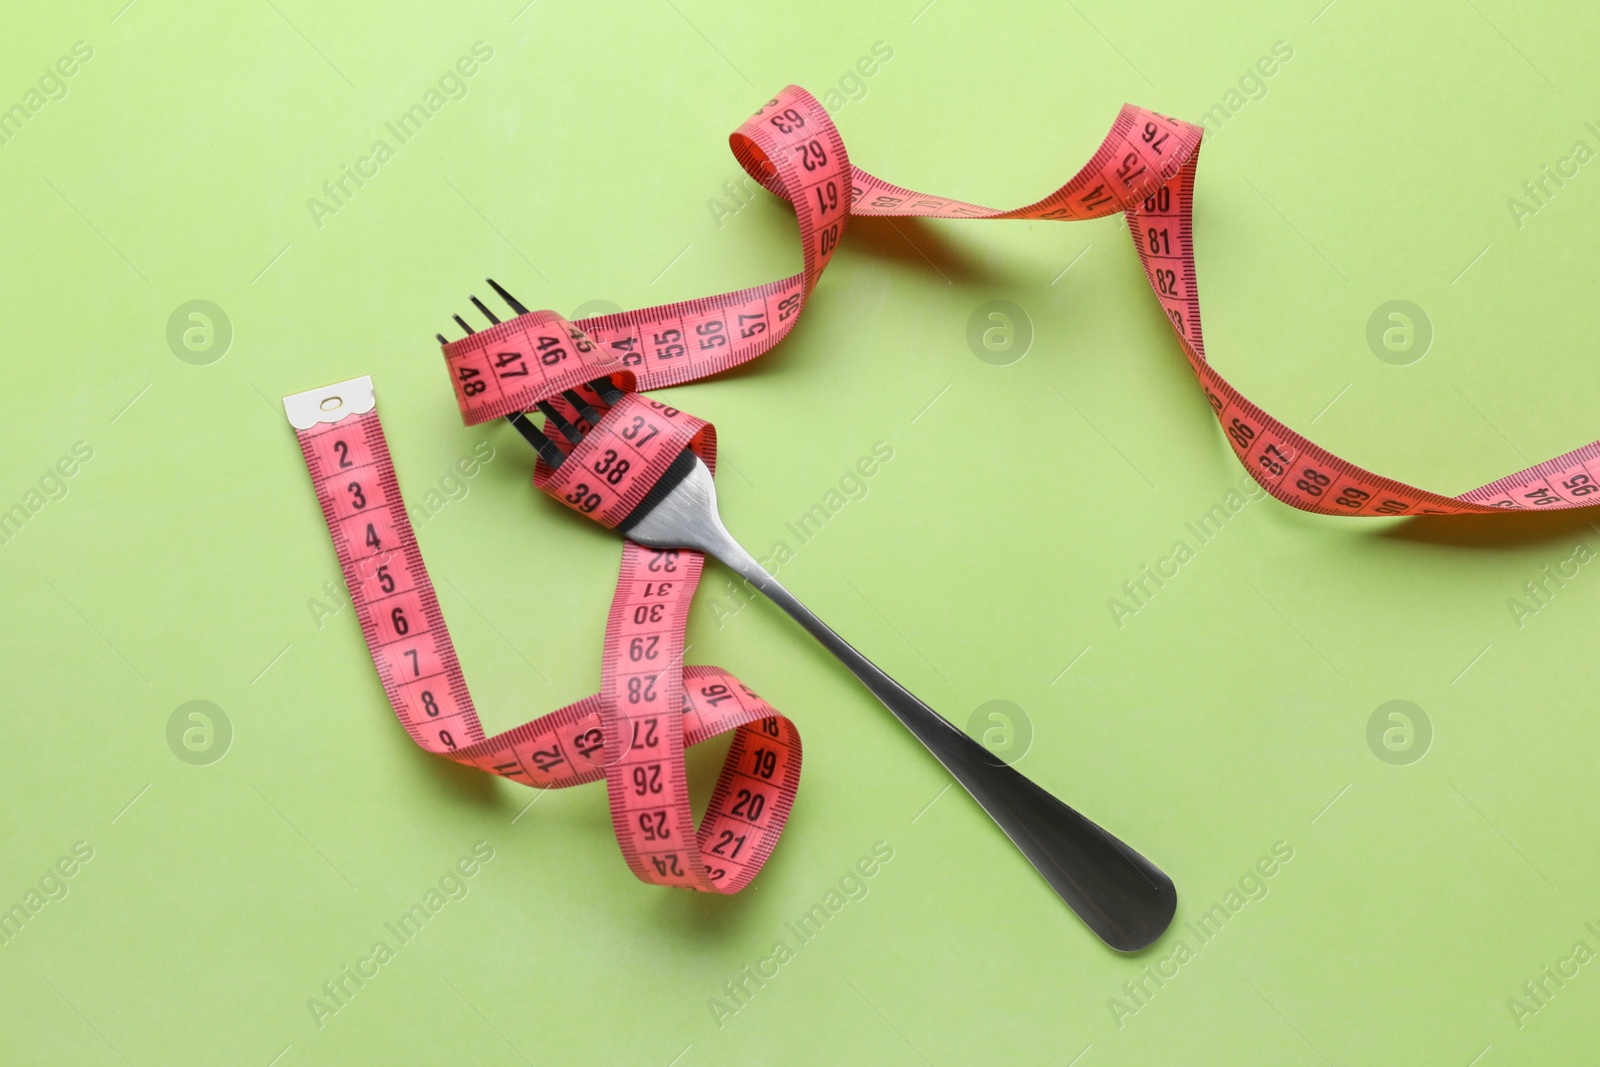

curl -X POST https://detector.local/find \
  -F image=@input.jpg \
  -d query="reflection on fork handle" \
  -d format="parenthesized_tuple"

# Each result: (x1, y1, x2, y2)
(699, 526, 1177, 952)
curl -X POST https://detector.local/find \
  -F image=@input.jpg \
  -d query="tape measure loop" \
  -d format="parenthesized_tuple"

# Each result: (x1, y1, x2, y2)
(599, 541, 802, 893)
(534, 391, 714, 529)
(441, 311, 627, 425)
(289, 81, 1600, 907)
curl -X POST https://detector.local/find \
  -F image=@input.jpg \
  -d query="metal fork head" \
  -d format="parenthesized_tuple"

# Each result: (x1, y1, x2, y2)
(440, 279, 627, 471)
(440, 278, 721, 549)
(442, 279, 715, 543)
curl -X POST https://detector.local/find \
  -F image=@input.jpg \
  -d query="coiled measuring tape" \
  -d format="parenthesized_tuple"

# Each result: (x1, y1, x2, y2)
(287, 84, 1600, 897)
(285, 375, 800, 892)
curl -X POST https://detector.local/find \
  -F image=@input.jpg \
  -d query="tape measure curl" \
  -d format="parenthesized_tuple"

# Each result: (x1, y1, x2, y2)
(290, 81, 1600, 901)
(446, 85, 1600, 513)
(286, 371, 800, 894)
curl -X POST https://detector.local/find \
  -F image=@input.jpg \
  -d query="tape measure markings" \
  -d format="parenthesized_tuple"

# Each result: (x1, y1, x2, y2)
(290, 82, 1600, 901)
(286, 376, 800, 893)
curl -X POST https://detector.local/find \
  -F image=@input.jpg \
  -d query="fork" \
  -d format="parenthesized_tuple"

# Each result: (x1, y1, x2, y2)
(443, 282, 1178, 952)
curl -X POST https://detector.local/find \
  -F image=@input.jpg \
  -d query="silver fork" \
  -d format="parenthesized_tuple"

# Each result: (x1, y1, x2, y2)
(448, 282, 1178, 952)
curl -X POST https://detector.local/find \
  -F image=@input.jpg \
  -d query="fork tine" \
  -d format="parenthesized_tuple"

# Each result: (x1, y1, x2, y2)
(538, 400, 584, 445)
(509, 413, 566, 468)
(588, 376, 625, 406)
(486, 278, 529, 316)
(470, 295, 501, 326)
(562, 389, 601, 428)
(453, 314, 475, 336)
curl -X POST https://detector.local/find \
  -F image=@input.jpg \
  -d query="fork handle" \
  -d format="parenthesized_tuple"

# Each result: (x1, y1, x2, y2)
(706, 536, 1177, 952)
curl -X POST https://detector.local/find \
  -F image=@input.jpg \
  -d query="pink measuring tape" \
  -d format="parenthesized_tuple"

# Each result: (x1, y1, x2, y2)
(287, 84, 1600, 897)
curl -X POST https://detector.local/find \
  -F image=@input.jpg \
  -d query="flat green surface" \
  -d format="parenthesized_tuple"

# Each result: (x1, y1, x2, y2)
(4, 1, 1599, 1063)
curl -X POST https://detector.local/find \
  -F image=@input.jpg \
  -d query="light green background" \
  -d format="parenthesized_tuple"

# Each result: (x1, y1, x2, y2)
(4, 0, 1599, 1063)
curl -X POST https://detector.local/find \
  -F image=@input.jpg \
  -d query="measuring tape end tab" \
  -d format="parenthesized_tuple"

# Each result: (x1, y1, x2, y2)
(283, 375, 376, 429)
